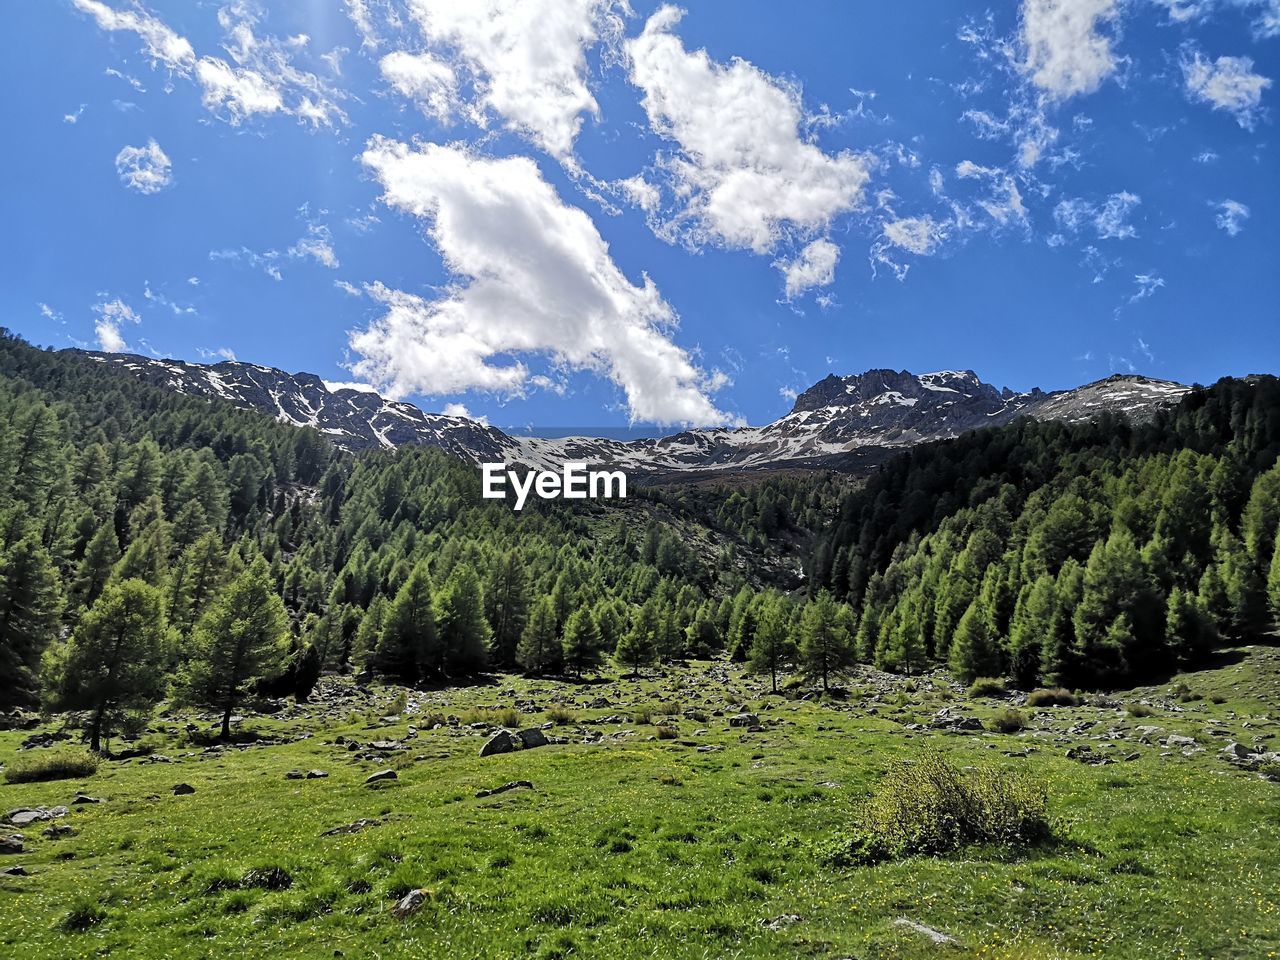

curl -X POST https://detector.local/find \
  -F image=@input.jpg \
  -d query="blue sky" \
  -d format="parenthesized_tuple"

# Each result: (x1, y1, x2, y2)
(3, 0, 1277, 430)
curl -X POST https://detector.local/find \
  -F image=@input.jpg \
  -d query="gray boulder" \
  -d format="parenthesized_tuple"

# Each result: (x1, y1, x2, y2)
(480, 730, 520, 757)
(364, 769, 398, 785)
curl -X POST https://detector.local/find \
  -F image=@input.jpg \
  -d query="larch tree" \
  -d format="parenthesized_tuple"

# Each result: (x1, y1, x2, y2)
(182, 557, 290, 738)
(45, 579, 170, 752)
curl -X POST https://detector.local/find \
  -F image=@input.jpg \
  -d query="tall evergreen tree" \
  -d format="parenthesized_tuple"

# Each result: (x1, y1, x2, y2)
(435, 565, 490, 675)
(44, 580, 170, 752)
(798, 591, 851, 692)
(485, 550, 529, 667)
(182, 557, 289, 738)
(0, 537, 63, 708)
(516, 596, 561, 675)
(374, 562, 436, 683)
(562, 607, 603, 677)
(748, 594, 796, 693)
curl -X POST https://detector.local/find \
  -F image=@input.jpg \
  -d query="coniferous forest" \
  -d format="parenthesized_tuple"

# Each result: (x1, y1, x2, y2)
(2, 329, 1279, 746)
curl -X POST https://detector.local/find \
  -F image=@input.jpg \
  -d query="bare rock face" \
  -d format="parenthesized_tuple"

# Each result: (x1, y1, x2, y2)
(81, 350, 1193, 478)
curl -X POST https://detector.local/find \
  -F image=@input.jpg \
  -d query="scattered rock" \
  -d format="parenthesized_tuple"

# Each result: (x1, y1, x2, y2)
(172, 783, 196, 795)
(0, 837, 22, 855)
(760, 913, 802, 931)
(515, 728, 549, 749)
(284, 770, 305, 780)
(894, 917, 957, 945)
(321, 819, 380, 836)
(729, 713, 760, 728)
(1165, 734, 1197, 749)
(306, 770, 328, 779)
(7, 806, 69, 826)
(1, 865, 28, 876)
(42, 824, 74, 839)
(70, 795, 101, 805)
(364, 769, 398, 785)
(480, 730, 520, 757)
(930, 709, 984, 732)
(475, 780, 534, 799)
(392, 888, 431, 918)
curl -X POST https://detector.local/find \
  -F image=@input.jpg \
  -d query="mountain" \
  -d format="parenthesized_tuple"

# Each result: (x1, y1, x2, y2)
(80, 351, 1191, 476)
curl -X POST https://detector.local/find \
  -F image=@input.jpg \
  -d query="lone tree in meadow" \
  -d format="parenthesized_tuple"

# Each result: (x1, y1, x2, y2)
(44, 579, 170, 753)
(182, 557, 289, 738)
(798, 591, 853, 693)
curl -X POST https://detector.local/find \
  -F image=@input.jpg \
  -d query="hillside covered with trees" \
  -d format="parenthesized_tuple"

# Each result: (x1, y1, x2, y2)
(2, 329, 1279, 753)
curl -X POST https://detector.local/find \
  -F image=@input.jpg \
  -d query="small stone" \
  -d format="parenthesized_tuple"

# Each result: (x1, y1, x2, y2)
(894, 917, 957, 944)
(729, 713, 760, 728)
(42, 824, 74, 839)
(392, 888, 431, 918)
(321, 818, 380, 836)
(1, 865, 27, 876)
(70, 795, 101, 805)
(172, 783, 196, 795)
(284, 770, 305, 780)
(365, 769, 398, 785)
(475, 780, 534, 799)
(515, 728, 549, 749)
(306, 770, 329, 779)
(0, 837, 23, 855)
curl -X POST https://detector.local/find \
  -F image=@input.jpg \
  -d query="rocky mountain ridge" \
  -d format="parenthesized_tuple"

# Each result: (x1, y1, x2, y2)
(80, 351, 1192, 476)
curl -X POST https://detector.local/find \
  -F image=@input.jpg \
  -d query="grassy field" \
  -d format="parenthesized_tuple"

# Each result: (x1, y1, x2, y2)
(3, 647, 1280, 960)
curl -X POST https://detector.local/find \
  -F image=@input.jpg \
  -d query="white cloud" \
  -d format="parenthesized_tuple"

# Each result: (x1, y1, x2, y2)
(93, 298, 140, 353)
(1129, 273, 1165, 303)
(288, 222, 339, 268)
(1019, 0, 1122, 100)
(64, 105, 86, 124)
(323, 379, 379, 393)
(334, 279, 362, 296)
(143, 282, 196, 316)
(440, 402, 488, 425)
(397, 0, 617, 158)
(882, 216, 947, 255)
(73, 0, 345, 128)
(209, 246, 283, 281)
(1214, 199, 1250, 235)
(780, 239, 840, 299)
(1182, 50, 1272, 128)
(198, 346, 238, 362)
(625, 6, 871, 258)
(1053, 191, 1140, 239)
(1094, 191, 1141, 239)
(379, 50, 458, 122)
(354, 137, 732, 426)
(955, 161, 1028, 226)
(115, 139, 172, 194)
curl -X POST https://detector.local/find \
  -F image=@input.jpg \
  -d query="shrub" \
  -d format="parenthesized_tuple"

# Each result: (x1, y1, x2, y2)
(991, 708, 1026, 733)
(459, 707, 520, 728)
(1027, 688, 1079, 708)
(3, 749, 99, 784)
(632, 705, 655, 725)
(855, 752, 1049, 859)
(545, 706, 579, 725)
(60, 898, 108, 932)
(1124, 703, 1155, 718)
(654, 724, 678, 740)
(386, 690, 409, 716)
(1170, 682, 1201, 703)
(967, 677, 1007, 698)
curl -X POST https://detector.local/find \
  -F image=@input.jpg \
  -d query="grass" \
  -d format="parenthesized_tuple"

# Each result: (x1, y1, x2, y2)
(2, 646, 1280, 959)
(3, 748, 100, 784)
(457, 707, 520, 728)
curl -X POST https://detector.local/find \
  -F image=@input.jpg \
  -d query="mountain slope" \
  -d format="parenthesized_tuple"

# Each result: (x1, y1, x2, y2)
(81, 351, 1191, 475)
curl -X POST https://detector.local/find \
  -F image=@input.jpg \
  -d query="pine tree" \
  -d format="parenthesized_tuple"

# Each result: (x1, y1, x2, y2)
(352, 593, 388, 672)
(949, 600, 1000, 683)
(798, 591, 851, 692)
(0, 537, 63, 708)
(1008, 575, 1056, 688)
(182, 557, 289, 738)
(169, 532, 227, 636)
(485, 550, 529, 668)
(435, 565, 490, 675)
(562, 607, 603, 677)
(748, 595, 796, 693)
(44, 580, 170, 752)
(516, 596, 561, 675)
(617, 603, 658, 676)
(374, 562, 436, 683)
(1165, 586, 1217, 665)
(74, 522, 120, 608)
(1268, 524, 1280, 622)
